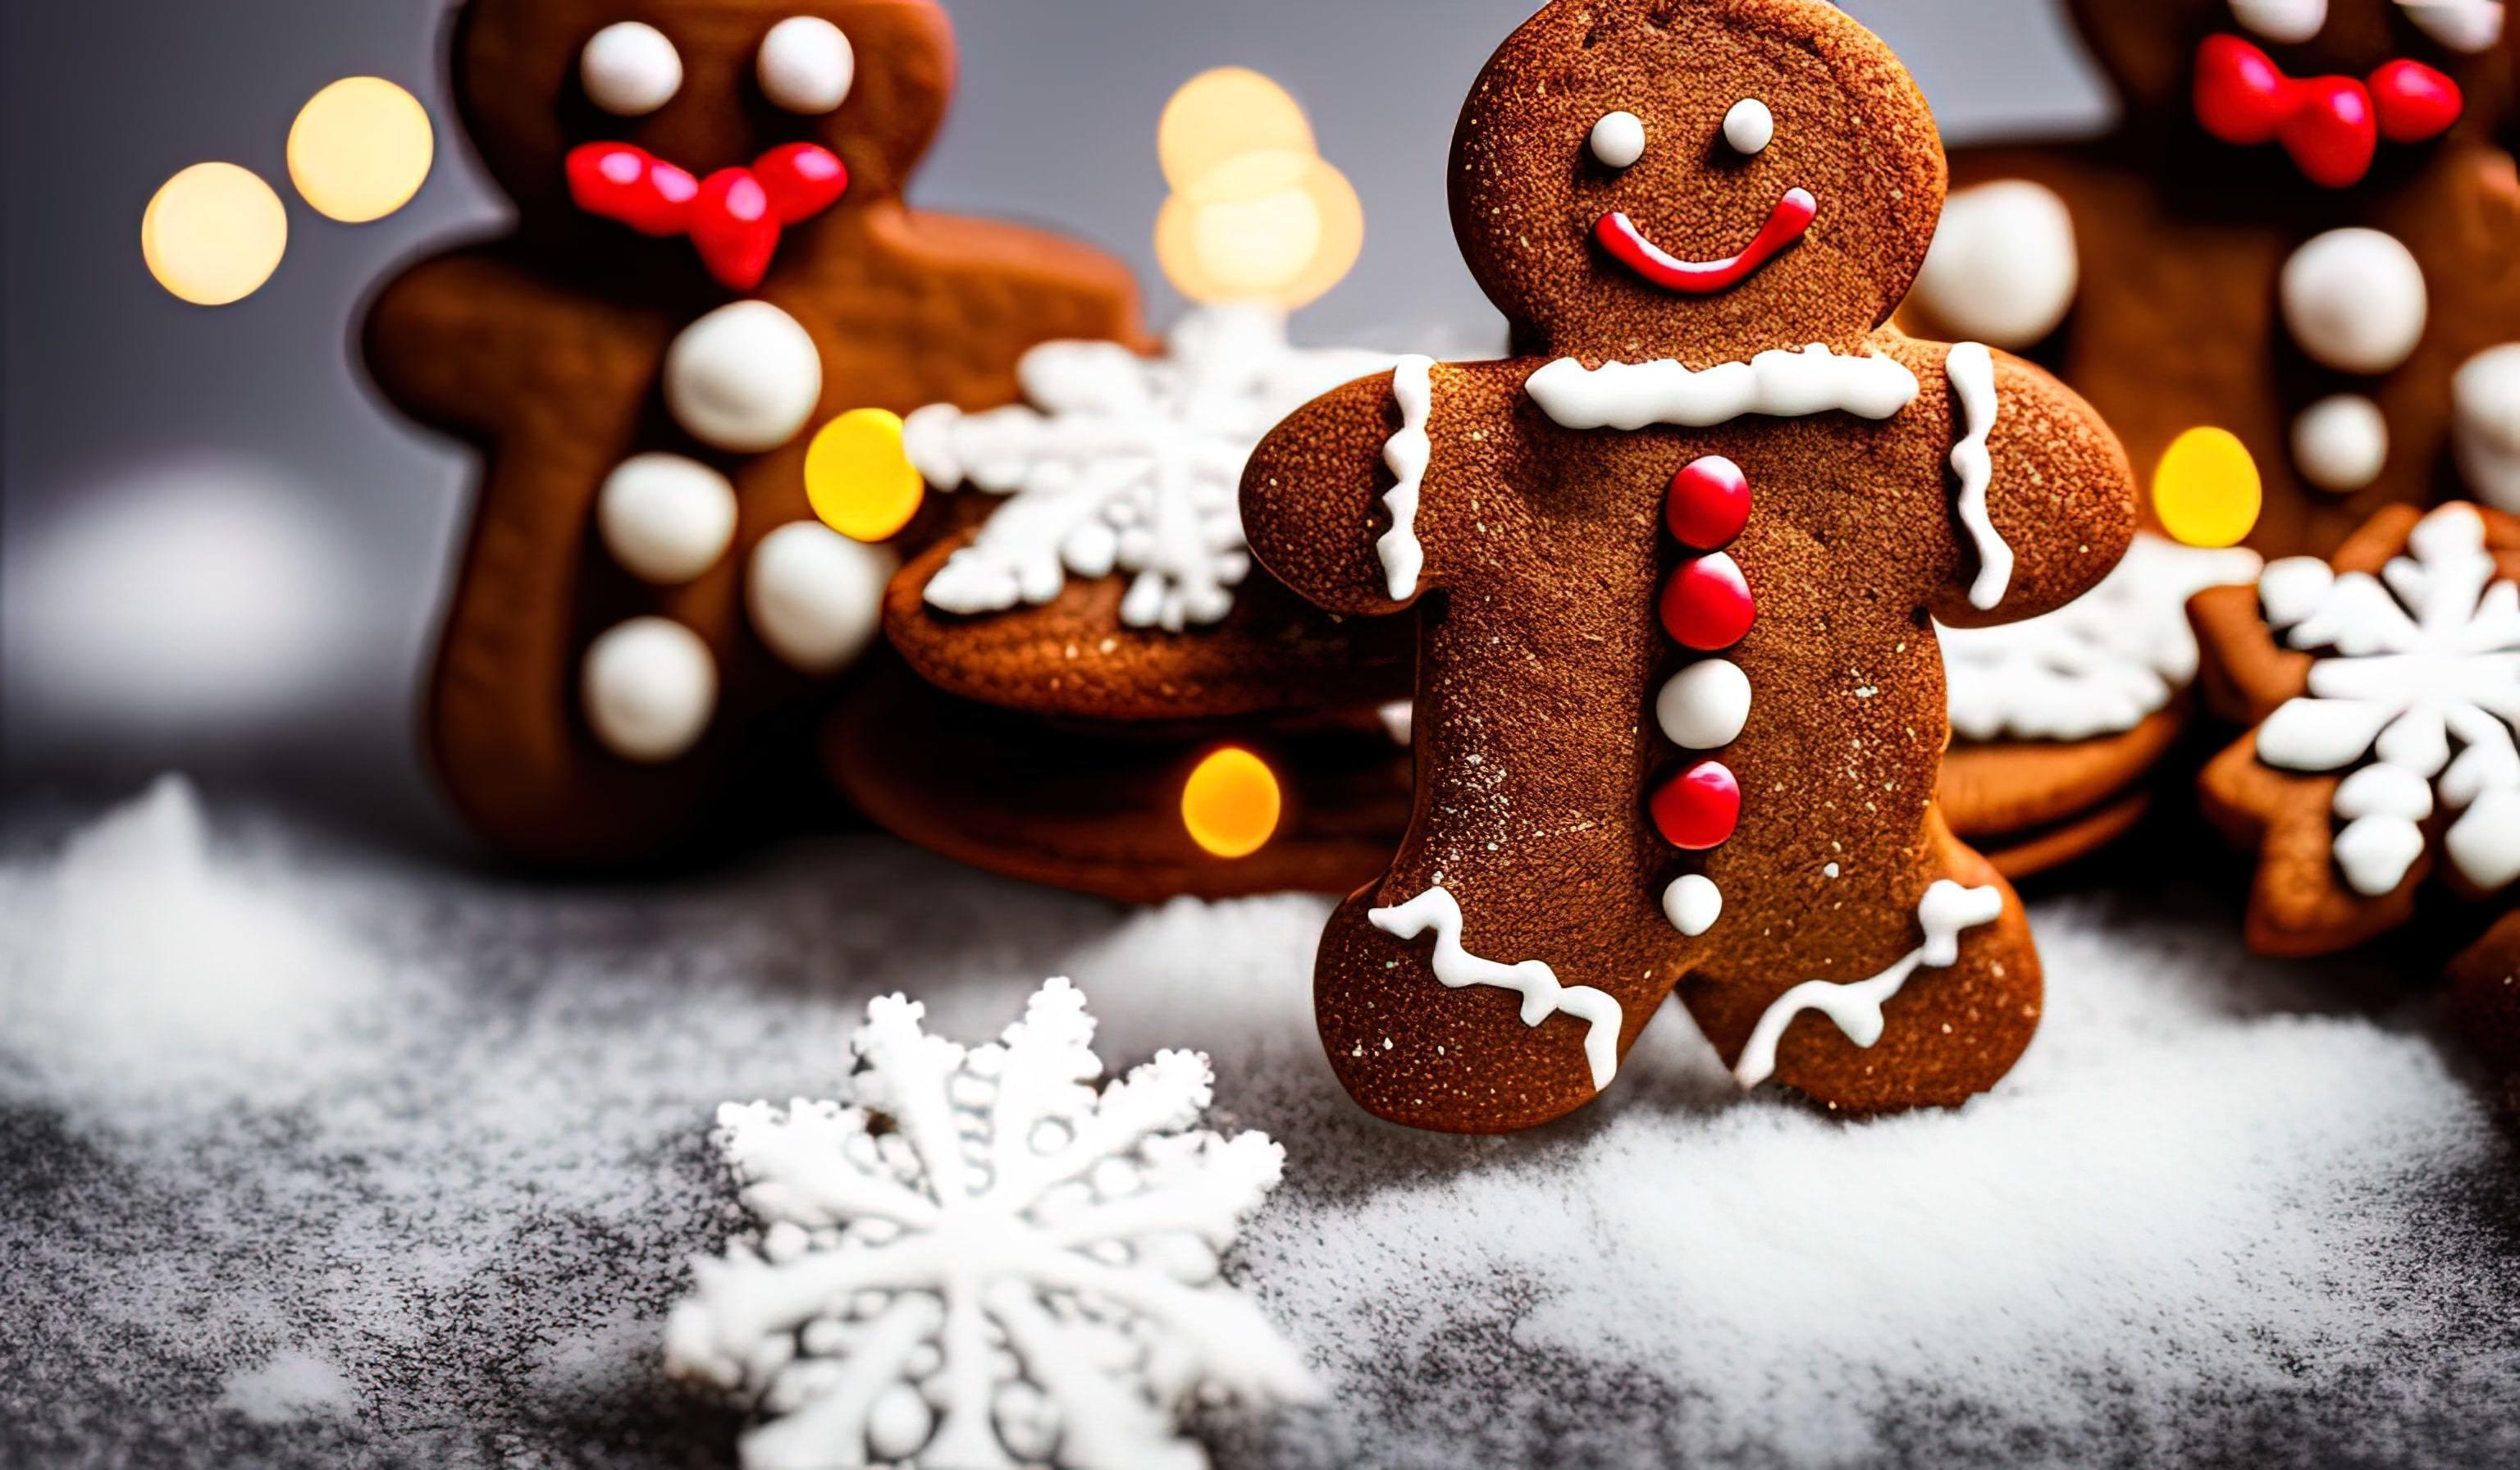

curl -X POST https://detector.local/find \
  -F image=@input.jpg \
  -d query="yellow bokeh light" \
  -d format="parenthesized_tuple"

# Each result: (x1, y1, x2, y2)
(1156, 157, 1363, 310)
(142, 163, 288, 306)
(288, 77, 435, 224)
(1157, 67, 1315, 195)
(1180, 746, 1282, 860)
(2152, 427, 2264, 549)
(806, 408, 925, 542)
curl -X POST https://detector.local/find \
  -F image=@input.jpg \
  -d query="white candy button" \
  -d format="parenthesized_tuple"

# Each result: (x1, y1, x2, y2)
(1723, 98, 1774, 156)
(2229, 0, 2329, 44)
(2280, 229, 2428, 376)
(1911, 180, 2080, 349)
(747, 521, 896, 674)
(1664, 874, 1723, 937)
(581, 22, 682, 117)
(1655, 659, 1752, 749)
(758, 16, 855, 115)
(664, 300, 823, 454)
(2290, 395, 2389, 493)
(1590, 111, 1646, 170)
(598, 454, 738, 585)
(2453, 343, 2520, 514)
(582, 617, 716, 762)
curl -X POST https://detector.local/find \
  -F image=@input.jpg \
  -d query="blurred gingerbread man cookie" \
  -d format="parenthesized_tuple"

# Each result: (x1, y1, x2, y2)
(1239, 0, 2139, 1130)
(366, 0, 1138, 862)
(2450, 907, 2520, 1114)
(1915, 0, 2518, 874)
(2189, 500, 2520, 955)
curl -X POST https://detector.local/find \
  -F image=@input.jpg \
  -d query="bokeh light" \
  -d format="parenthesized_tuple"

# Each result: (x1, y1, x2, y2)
(806, 408, 925, 542)
(1180, 746, 1283, 860)
(1157, 67, 1316, 194)
(2152, 427, 2264, 549)
(287, 77, 435, 224)
(142, 163, 288, 306)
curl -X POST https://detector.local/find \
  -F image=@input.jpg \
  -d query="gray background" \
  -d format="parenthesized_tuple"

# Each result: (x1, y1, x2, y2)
(0, 0, 2113, 845)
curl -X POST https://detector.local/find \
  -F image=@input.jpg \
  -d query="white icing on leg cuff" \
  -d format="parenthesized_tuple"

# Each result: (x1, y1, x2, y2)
(1368, 885, 1624, 1092)
(1732, 880, 2004, 1090)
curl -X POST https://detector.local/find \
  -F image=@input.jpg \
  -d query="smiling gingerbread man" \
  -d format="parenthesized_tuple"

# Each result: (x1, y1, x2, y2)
(367, 0, 1137, 862)
(1241, 0, 2139, 1130)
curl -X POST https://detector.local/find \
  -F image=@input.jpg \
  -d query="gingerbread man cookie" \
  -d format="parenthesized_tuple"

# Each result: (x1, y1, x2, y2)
(825, 304, 1417, 902)
(2189, 500, 2520, 955)
(2450, 907, 2520, 1116)
(366, 0, 1139, 862)
(1239, 0, 2139, 1130)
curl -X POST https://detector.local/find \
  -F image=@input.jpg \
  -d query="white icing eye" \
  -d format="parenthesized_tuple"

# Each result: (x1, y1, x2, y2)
(2230, 0, 2330, 44)
(1723, 98, 1774, 157)
(582, 22, 683, 117)
(1590, 111, 1646, 170)
(758, 16, 856, 115)
(2398, 0, 2505, 54)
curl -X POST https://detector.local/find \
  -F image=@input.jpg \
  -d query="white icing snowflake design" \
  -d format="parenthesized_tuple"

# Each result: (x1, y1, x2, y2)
(1940, 534, 2264, 743)
(2253, 504, 2520, 898)
(666, 978, 1318, 1470)
(902, 303, 1392, 632)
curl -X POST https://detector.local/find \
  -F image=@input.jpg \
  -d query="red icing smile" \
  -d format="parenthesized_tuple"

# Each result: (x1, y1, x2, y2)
(1595, 188, 1817, 295)
(567, 141, 851, 291)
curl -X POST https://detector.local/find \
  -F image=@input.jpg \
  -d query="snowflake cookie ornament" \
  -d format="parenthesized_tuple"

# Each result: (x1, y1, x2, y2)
(2191, 501, 2520, 956)
(667, 979, 1318, 1470)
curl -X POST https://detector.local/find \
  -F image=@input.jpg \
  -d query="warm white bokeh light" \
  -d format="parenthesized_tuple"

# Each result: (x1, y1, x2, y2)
(141, 163, 288, 305)
(287, 77, 435, 224)
(1157, 66, 1315, 194)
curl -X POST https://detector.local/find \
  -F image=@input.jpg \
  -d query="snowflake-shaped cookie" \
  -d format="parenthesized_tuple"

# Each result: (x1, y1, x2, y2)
(666, 978, 1317, 1470)
(1940, 533, 2263, 743)
(902, 304, 1391, 632)
(2193, 502, 2520, 954)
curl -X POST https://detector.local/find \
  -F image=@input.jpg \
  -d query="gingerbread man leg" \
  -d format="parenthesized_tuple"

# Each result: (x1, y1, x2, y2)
(1681, 819, 2043, 1116)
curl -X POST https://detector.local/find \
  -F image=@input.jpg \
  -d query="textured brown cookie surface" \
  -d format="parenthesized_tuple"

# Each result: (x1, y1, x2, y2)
(2190, 501, 2520, 956)
(2450, 911, 2520, 1114)
(1242, 0, 2138, 1131)
(367, 0, 1141, 865)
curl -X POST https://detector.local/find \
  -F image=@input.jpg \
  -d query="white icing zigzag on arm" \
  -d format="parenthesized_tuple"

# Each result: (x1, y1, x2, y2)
(1523, 343, 1920, 431)
(1732, 880, 2005, 1090)
(1368, 885, 1624, 1092)
(1946, 342, 2013, 612)
(1377, 356, 1436, 600)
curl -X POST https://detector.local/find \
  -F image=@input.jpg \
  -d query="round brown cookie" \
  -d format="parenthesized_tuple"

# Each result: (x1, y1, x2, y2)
(2190, 501, 2520, 956)
(1239, 0, 2139, 1132)
(1939, 709, 2183, 878)
(366, 0, 1142, 865)
(826, 657, 1411, 904)
(1967, 786, 2155, 882)
(1902, 0, 2520, 559)
(2449, 909, 2520, 1114)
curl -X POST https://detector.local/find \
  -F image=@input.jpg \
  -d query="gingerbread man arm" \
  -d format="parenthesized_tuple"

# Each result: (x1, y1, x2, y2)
(363, 246, 651, 441)
(1897, 333, 2139, 629)
(1239, 368, 1418, 619)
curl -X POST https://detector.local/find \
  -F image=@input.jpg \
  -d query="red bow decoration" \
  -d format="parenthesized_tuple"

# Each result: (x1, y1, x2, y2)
(2194, 35, 2464, 188)
(565, 141, 850, 290)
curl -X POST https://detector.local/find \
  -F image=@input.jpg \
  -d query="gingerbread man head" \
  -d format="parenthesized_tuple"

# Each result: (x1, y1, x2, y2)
(455, 0, 951, 285)
(1242, 0, 2137, 1132)
(1452, 0, 1944, 364)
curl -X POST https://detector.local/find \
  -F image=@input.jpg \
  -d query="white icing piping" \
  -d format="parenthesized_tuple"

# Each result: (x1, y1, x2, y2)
(1524, 344, 1920, 431)
(1732, 880, 2005, 1090)
(1946, 342, 2012, 612)
(1367, 885, 1624, 1092)
(1377, 356, 1436, 600)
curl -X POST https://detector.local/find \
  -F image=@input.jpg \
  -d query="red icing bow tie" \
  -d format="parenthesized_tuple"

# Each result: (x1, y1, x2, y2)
(2194, 35, 2464, 188)
(565, 141, 850, 291)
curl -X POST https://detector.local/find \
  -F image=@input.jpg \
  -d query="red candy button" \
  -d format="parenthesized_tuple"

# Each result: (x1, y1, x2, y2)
(690, 169, 781, 292)
(2370, 59, 2463, 144)
(1650, 760, 1742, 850)
(1659, 552, 1755, 651)
(755, 142, 851, 225)
(1667, 455, 1751, 550)
(2278, 75, 2379, 189)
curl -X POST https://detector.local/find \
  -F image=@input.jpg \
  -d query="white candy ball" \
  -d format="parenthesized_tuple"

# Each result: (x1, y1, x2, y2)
(597, 454, 738, 585)
(2453, 343, 2520, 513)
(1911, 180, 2080, 349)
(2229, 0, 2329, 44)
(664, 300, 823, 454)
(581, 22, 682, 117)
(1590, 111, 1646, 170)
(1663, 874, 1723, 938)
(2280, 229, 2428, 375)
(2289, 395, 2389, 493)
(758, 16, 855, 115)
(582, 617, 716, 762)
(1723, 98, 1774, 156)
(747, 521, 897, 674)
(1655, 659, 1752, 750)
